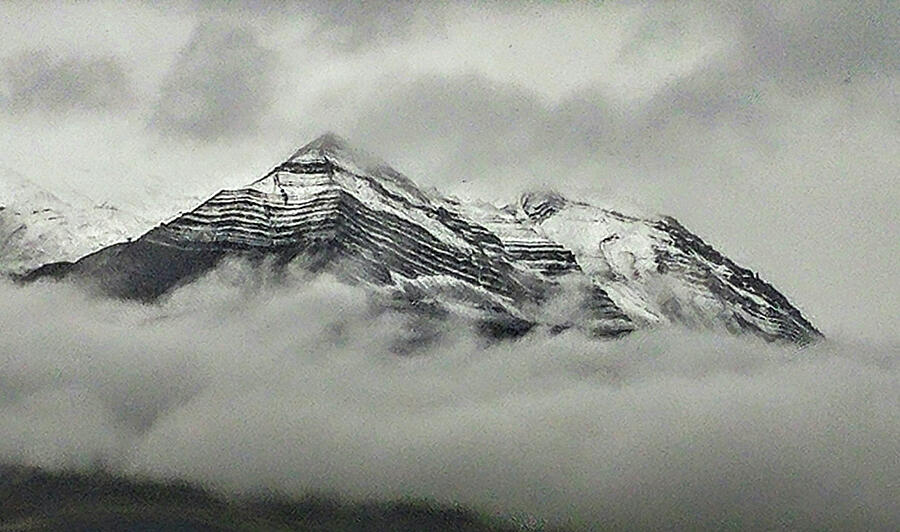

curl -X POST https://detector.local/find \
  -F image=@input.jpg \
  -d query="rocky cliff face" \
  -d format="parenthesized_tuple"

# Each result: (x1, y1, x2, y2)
(19, 134, 821, 344)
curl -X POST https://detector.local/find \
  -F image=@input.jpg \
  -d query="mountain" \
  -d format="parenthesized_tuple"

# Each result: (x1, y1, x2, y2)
(516, 192, 819, 344)
(0, 167, 153, 274)
(20, 134, 822, 344)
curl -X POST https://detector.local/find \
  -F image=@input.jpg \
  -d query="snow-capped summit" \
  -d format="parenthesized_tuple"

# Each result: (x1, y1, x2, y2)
(288, 132, 356, 162)
(20, 134, 821, 344)
(278, 132, 433, 207)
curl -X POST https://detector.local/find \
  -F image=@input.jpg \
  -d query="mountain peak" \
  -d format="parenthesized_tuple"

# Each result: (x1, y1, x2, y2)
(281, 133, 428, 203)
(288, 132, 369, 167)
(293, 132, 352, 155)
(20, 133, 822, 345)
(287, 132, 377, 172)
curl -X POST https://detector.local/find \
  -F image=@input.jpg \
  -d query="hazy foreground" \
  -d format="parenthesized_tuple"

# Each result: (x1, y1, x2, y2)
(1, 263, 897, 529)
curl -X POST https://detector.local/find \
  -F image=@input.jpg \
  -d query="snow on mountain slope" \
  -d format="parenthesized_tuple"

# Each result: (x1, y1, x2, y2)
(24, 134, 633, 337)
(517, 191, 822, 344)
(20, 134, 820, 344)
(0, 168, 155, 274)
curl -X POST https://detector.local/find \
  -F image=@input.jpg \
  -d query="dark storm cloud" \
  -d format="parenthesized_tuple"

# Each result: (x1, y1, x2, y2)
(1, 50, 133, 113)
(0, 270, 897, 529)
(148, 20, 277, 141)
(339, 68, 769, 198)
(619, 1, 899, 90)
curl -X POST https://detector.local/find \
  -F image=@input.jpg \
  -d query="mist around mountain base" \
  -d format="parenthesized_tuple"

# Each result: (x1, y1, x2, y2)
(1, 261, 897, 530)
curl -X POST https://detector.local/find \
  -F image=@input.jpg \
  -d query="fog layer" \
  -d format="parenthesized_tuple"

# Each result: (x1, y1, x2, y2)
(1, 266, 897, 529)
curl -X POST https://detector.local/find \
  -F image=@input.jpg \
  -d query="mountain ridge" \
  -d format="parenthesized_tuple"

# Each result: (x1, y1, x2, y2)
(15, 133, 822, 344)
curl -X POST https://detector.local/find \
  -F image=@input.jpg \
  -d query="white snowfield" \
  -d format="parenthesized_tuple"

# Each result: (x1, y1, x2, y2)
(0, 168, 154, 274)
(3, 134, 821, 344)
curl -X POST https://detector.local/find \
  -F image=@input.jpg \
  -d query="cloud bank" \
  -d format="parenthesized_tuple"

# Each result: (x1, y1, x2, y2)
(1, 266, 897, 529)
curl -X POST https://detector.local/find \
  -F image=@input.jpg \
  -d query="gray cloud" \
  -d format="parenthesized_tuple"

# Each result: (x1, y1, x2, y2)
(627, 1, 900, 135)
(307, 0, 444, 52)
(149, 21, 277, 141)
(195, 0, 446, 52)
(732, 1, 899, 89)
(1, 50, 133, 113)
(1, 269, 897, 529)
(351, 74, 551, 181)
(1, 4, 898, 526)
(341, 71, 696, 193)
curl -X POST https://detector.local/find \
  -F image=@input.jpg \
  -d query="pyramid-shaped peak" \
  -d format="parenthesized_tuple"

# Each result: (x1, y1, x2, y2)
(288, 132, 385, 173)
(299, 132, 351, 153)
(288, 132, 358, 162)
(281, 133, 431, 203)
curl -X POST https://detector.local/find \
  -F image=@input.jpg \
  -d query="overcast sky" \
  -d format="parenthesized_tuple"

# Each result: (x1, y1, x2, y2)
(1, 4, 898, 527)
(0, 0, 897, 341)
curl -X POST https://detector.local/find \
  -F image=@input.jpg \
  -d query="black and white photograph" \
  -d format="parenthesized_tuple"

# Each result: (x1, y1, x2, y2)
(1, 1, 898, 530)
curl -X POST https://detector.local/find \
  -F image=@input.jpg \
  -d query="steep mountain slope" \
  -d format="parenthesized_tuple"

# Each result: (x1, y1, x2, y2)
(21, 134, 821, 343)
(0, 168, 152, 274)
(516, 192, 821, 344)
